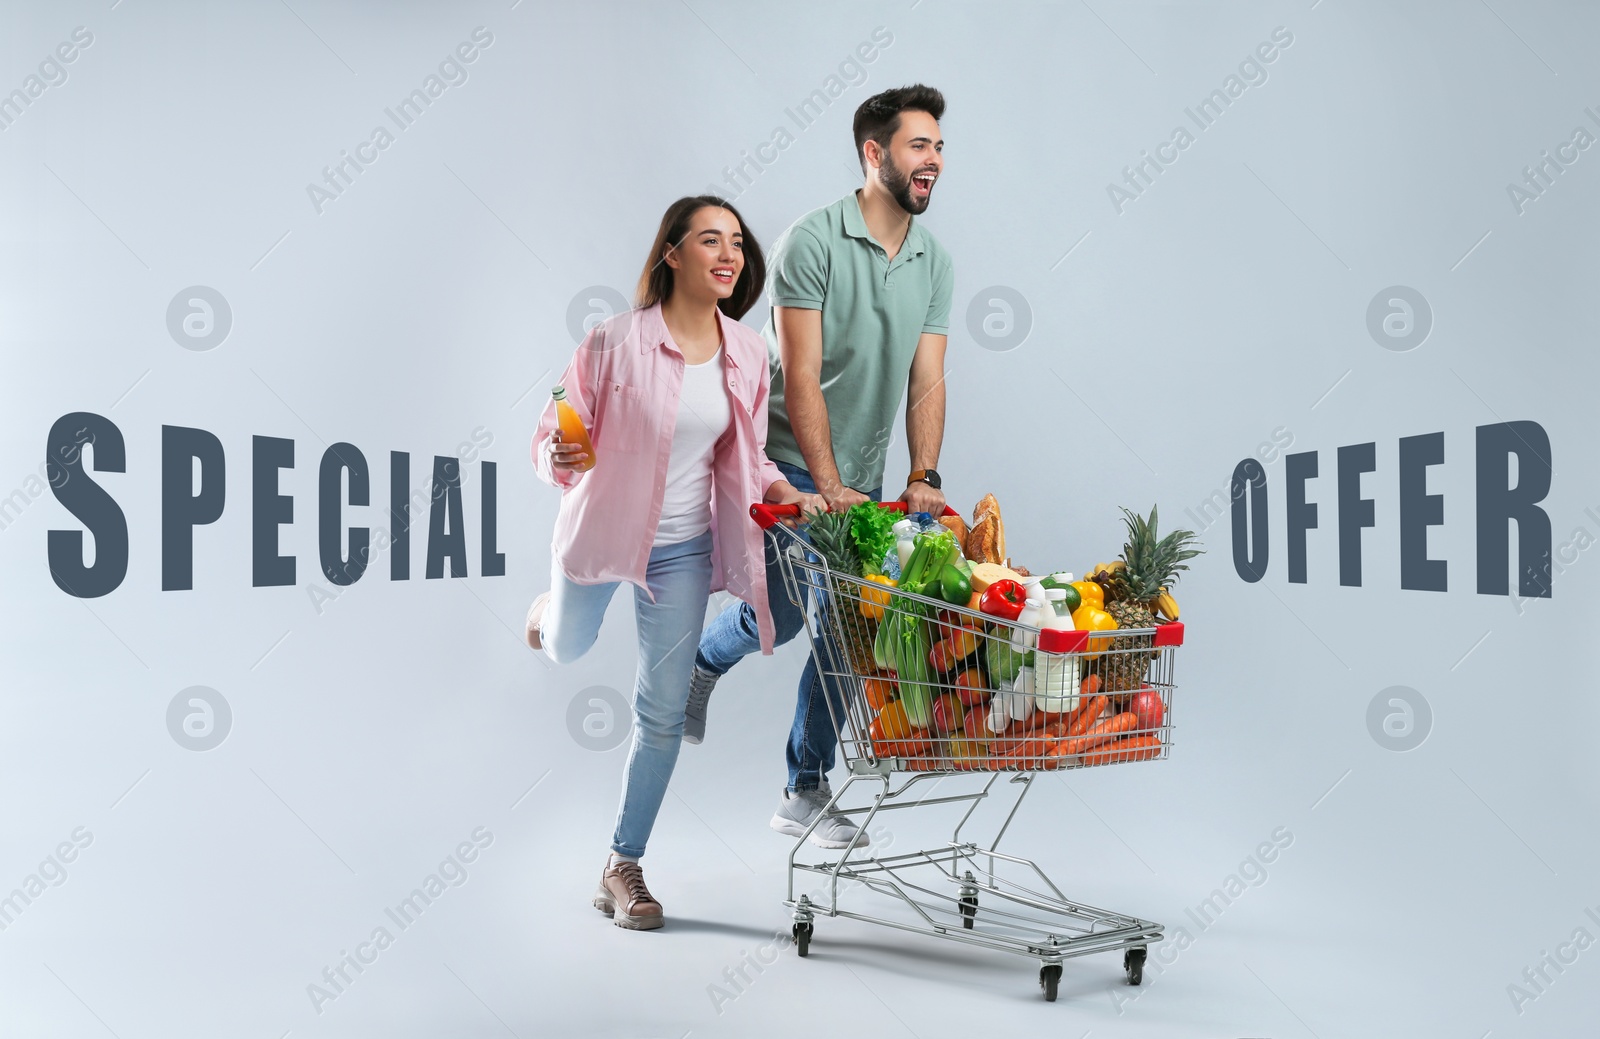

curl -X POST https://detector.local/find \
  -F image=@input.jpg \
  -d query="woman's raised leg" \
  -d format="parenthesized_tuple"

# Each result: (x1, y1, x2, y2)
(540, 566, 619, 665)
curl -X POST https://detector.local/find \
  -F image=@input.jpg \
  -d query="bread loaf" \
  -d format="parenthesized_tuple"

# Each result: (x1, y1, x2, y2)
(965, 515, 998, 564)
(968, 494, 1005, 565)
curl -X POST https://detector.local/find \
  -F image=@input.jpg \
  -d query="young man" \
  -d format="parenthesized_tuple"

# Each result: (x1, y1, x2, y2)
(686, 84, 953, 848)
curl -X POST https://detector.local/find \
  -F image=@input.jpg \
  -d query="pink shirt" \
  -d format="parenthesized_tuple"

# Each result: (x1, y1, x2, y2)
(531, 303, 787, 654)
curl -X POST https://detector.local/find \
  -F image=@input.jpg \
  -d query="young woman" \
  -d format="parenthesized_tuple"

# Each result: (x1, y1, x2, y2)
(524, 196, 822, 931)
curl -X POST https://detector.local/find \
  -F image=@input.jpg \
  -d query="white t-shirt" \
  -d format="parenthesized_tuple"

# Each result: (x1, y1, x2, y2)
(654, 347, 731, 545)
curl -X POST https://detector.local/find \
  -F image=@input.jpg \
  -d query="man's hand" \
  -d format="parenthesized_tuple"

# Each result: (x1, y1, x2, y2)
(899, 479, 946, 517)
(819, 484, 870, 513)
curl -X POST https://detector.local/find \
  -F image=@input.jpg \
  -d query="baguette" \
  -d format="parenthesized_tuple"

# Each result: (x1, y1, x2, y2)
(971, 494, 1006, 564)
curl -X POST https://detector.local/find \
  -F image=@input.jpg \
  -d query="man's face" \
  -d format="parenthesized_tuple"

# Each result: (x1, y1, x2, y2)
(873, 109, 943, 215)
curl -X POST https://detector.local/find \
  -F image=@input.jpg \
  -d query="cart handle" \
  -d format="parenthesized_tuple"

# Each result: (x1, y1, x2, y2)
(749, 499, 960, 530)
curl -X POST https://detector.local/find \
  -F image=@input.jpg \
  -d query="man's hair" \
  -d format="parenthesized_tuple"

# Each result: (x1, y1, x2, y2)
(852, 84, 945, 174)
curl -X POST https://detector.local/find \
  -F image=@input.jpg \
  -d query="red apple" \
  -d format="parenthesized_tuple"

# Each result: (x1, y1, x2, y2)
(930, 693, 967, 735)
(1130, 686, 1165, 733)
(952, 669, 990, 707)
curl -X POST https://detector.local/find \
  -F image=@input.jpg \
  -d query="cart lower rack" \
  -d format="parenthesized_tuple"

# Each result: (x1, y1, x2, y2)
(751, 501, 1186, 1001)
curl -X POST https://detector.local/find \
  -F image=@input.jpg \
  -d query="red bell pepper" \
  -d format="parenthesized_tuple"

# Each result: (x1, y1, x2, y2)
(979, 579, 1026, 620)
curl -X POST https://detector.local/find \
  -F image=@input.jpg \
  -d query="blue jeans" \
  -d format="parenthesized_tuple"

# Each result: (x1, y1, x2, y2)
(542, 530, 714, 859)
(696, 460, 882, 792)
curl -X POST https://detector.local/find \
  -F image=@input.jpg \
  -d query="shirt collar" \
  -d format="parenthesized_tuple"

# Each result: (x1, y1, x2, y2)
(637, 302, 742, 370)
(841, 190, 925, 258)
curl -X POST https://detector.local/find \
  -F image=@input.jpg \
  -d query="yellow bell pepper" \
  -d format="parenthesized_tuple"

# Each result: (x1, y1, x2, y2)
(1070, 580, 1105, 611)
(861, 574, 897, 620)
(1071, 603, 1117, 657)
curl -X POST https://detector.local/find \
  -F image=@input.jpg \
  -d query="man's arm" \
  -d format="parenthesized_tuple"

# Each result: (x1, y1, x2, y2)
(776, 306, 867, 511)
(900, 330, 948, 514)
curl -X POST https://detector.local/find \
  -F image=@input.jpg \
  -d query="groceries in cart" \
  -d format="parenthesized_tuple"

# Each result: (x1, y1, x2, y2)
(802, 494, 1201, 773)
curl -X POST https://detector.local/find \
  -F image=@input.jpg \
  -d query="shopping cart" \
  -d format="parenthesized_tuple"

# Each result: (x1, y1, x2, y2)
(749, 500, 1186, 1001)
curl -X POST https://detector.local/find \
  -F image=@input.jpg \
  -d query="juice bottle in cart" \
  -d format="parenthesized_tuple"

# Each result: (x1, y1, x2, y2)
(550, 386, 596, 472)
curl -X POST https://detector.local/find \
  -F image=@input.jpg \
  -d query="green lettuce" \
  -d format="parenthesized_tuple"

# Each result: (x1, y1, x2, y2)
(848, 502, 898, 575)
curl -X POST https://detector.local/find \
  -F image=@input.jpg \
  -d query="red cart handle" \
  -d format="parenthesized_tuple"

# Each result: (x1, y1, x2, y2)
(749, 500, 960, 530)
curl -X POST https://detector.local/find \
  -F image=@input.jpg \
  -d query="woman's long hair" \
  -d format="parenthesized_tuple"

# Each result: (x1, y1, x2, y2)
(635, 196, 766, 320)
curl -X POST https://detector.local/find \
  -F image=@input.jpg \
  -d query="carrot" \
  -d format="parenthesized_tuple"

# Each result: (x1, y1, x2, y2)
(1080, 672, 1101, 698)
(874, 737, 934, 758)
(998, 737, 1055, 760)
(1052, 712, 1138, 757)
(1077, 735, 1162, 767)
(985, 735, 1021, 756)
(1064, 695, 1110, 739)
(1018, 709, 1052, 733)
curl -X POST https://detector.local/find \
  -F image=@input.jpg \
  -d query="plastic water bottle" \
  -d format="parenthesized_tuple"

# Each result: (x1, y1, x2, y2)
(893, 518, 919, 572)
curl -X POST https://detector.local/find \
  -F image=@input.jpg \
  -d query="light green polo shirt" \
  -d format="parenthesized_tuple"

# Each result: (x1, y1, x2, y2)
(761, 191, 954, 492)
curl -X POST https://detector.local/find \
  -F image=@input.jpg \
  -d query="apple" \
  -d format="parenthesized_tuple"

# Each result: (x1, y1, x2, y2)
(952, 668, 990, 707)
(1130, 686, 1165, 733)
(930, 693, 967, 735)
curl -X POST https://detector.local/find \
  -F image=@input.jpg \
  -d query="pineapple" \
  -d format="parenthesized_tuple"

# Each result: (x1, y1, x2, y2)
(1099, 505, 1202, 692)
(804, 507, 860, 576)
(804, 509, 879, 675)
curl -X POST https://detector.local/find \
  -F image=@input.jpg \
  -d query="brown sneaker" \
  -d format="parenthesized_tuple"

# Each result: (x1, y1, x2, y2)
(525, 592, 551, 650)
(592, 858, 663, 930)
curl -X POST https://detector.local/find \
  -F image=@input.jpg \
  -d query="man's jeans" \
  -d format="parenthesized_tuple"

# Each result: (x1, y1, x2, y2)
(695, 460, 882, 792)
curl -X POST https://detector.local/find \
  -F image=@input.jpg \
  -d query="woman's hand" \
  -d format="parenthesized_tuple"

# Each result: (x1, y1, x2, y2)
(766, 482, 826, 527)
(546, 431, 590, 471)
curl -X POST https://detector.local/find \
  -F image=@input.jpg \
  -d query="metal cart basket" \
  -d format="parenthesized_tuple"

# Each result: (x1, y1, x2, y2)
(749, 501, 1187, 1001)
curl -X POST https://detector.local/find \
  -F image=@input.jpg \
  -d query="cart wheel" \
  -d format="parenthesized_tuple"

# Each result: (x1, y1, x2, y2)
(959, 894, 978, 929)
(793, 922, 812, 958)
(1124, 946, 1146, 986)
(1039, 964, 1061, 1002)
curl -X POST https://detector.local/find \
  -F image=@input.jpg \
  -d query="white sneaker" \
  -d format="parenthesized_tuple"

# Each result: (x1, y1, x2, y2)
(770, 785, 868, 850)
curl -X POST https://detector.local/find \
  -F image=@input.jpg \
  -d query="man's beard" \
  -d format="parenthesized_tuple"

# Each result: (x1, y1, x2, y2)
(881, 152, 931, 215)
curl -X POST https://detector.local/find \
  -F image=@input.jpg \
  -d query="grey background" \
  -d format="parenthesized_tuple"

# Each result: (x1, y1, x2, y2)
(2, 1, 1596, 1036)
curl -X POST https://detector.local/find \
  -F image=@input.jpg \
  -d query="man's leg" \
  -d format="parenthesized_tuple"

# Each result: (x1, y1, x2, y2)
(784, 647, 841, 790)
(783, 483, 883, 792)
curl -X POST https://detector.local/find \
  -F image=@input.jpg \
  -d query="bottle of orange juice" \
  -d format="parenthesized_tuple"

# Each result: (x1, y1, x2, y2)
(551, 386, 596, 472)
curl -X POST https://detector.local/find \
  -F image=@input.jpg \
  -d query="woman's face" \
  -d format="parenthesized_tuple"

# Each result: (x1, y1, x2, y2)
(664, 207, 744, 304)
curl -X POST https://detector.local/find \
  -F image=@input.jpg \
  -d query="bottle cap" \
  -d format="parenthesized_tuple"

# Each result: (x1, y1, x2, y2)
(551, 385, 567, 401)
(1045, 588, 1066, 600)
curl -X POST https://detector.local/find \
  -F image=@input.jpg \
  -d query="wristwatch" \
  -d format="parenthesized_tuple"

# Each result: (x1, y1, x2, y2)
(907, 468, 942, 490)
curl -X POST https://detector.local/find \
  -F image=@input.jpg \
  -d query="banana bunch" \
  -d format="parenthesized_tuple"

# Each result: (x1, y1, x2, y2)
(1086, 559, 1180, 620)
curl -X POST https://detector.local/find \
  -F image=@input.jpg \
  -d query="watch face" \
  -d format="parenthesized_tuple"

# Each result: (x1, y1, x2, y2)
(922, 469, 942, 489)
